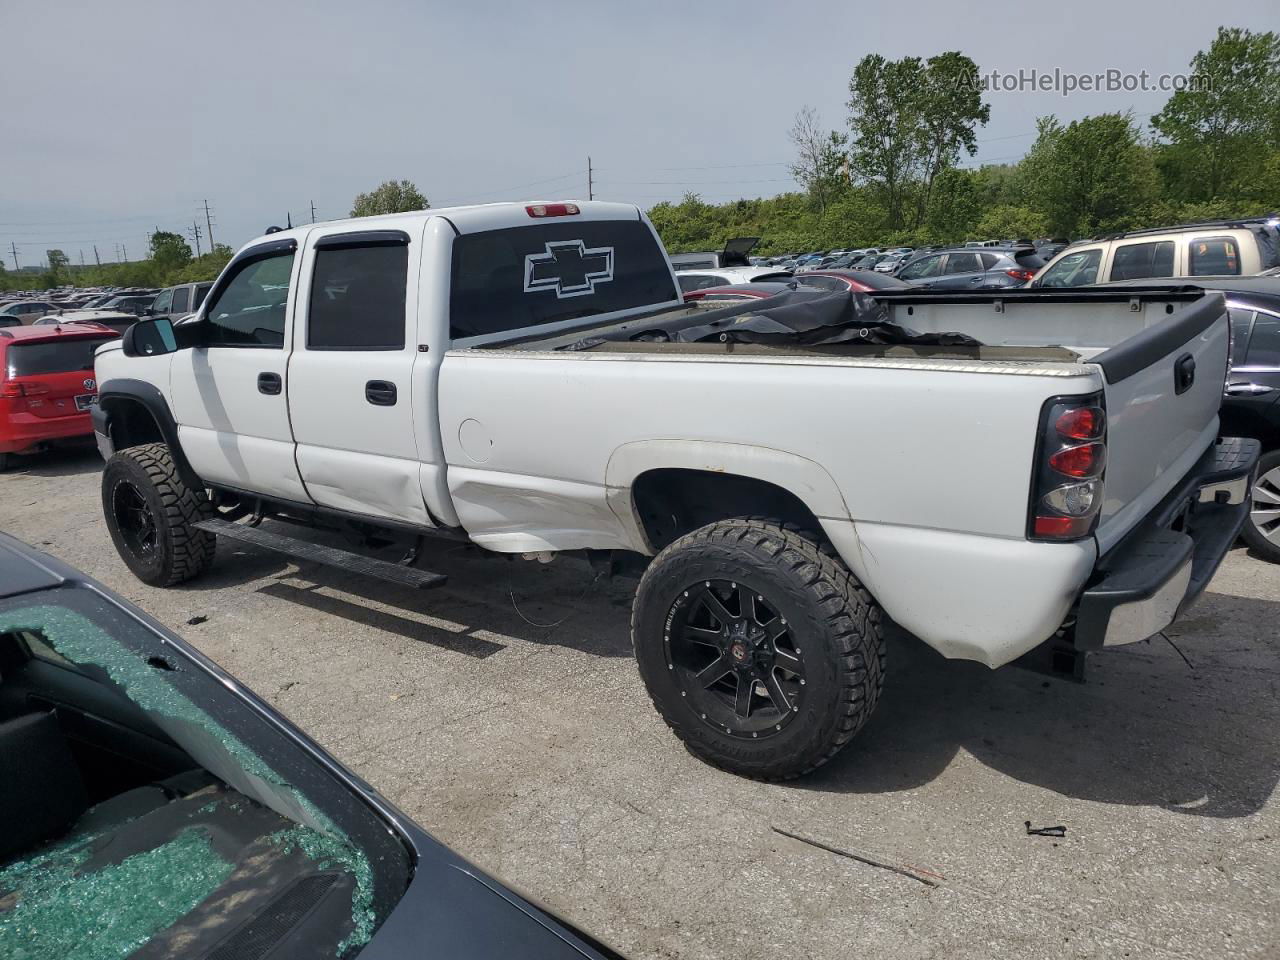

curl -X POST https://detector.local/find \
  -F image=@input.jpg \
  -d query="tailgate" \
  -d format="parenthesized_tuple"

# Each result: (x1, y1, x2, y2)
(1092, 293, 1229, 553)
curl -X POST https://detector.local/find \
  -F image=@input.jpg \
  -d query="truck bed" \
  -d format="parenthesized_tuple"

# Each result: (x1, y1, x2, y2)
(496, 286, 1212, 367)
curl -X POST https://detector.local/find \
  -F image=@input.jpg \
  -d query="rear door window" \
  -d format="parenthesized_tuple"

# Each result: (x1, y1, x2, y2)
(796, 275, 846, 292)
(171, 287, 191, 313)
(193, 283, 212, 310)
(943, 252, 982, 274)
(449, 219, 678, 340)
(1189, 236, 1241, 276)
(1108, 241, 1175, 281)
(5, 337, 114, 377)
(307, 237, 408, 350)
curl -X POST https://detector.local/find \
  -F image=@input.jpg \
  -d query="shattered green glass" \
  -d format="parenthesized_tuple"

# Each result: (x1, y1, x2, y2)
(0, 826, 232, 960)
(0, 604, 378, 956)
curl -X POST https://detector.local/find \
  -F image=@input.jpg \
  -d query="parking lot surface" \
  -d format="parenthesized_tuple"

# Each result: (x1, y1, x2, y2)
(3, 447, 1278, 959)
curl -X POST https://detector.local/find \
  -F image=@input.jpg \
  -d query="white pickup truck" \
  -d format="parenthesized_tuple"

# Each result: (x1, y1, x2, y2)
(91, 200, 1258, 780)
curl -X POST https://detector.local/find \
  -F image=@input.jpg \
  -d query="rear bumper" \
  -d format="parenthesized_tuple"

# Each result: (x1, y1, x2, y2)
(1073, 436, 1259, 649)
(0, 410, 96, 454)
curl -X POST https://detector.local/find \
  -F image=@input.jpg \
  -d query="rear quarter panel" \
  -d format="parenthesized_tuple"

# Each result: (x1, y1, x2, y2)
(437, 350, 1102, 545)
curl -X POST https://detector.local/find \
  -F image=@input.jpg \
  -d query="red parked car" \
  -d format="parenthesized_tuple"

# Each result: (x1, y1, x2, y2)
(0, 323, 119, 469)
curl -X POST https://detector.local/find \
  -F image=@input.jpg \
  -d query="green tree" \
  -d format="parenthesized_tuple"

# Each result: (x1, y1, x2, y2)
(148, 231, 193, 272)
(788, 106, 850, 214)
(46, 249, 69, 272)
(1021, 113, 1157, 236)
(911, 52, 990, 228)
(1151, 27, 1280, 201)
(846, 53, 989, 230)
(350, 180, 429, 217)
(846, 54, 925, 229)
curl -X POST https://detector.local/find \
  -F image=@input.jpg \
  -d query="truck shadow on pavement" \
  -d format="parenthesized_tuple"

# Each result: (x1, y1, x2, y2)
(184, 524, 636, 661)
(804, 590, 1280, 818)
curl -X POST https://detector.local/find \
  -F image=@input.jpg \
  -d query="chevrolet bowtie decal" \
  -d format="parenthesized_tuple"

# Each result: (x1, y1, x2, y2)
(524, 240, 615, 298)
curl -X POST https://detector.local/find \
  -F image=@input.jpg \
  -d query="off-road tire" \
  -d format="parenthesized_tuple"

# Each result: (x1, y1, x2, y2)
(1242, 447, 1280, 564)
(102, 442, 215, 586)
(632, 518, 885, 780)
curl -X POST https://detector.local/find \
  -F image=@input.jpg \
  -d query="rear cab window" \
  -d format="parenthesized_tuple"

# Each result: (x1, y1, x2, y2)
(449, 219, 678, 342)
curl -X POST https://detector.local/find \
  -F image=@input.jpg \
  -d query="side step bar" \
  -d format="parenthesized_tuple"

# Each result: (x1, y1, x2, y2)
(193, 518, 447, 590)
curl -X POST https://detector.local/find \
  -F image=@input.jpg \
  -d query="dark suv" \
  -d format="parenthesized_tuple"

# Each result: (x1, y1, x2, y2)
(895, 246, 1045, 290)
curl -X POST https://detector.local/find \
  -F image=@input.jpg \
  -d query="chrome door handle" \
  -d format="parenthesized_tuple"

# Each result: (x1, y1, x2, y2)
(1225, 382, 1272, 396)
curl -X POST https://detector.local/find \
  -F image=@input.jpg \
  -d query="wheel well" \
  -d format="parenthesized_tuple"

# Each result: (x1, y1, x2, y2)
(632, 469, 823, 550)
(103, 397, 164, 449)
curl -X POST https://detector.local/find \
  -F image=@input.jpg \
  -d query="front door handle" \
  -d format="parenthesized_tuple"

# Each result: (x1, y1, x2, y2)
(257, 372, 282, 395)
(365, 380, 397, 406)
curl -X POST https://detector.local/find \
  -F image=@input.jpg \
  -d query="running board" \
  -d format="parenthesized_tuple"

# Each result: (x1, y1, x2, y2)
(193, 518, 447, 589)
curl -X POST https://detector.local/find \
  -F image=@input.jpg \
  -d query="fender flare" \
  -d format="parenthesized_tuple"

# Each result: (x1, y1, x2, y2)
(604, 439, 853, 550)
(97, 378, 202, 490)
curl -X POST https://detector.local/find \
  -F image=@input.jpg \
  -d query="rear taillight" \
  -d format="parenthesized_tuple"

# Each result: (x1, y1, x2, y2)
(1030, 394, 1106, 541)
(525, 202, 580, 218)
(0, 381, 49, 398)
(1005, 268, 1036, 283)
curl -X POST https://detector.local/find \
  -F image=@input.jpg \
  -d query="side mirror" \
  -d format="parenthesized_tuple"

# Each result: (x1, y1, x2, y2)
(122, 317, 178, 358)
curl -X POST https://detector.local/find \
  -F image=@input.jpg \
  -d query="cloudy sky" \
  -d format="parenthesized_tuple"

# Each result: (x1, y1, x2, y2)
(2, 0, 1275, 265)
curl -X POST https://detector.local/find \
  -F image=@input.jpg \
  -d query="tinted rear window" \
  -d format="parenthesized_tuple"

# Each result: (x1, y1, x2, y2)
(449, 219, 678, 340)
(1109, 241, 1174, 281)
(6, 338, 114, 377)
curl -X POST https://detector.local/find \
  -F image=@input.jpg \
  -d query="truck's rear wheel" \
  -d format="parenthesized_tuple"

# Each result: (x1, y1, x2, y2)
(632, 518, 884, 780)
(102, 442, 215, 586)
(1242, 448, 1280, 564)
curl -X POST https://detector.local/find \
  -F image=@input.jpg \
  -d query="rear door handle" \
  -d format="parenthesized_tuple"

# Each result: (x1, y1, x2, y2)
(365, 380, 397, 406)
(1225, 381, 1273, 396)
(257, 372, 282, 395)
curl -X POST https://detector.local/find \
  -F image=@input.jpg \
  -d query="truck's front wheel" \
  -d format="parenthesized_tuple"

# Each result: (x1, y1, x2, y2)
(102, 443, 215, 586)
(632, 519, 884, 780)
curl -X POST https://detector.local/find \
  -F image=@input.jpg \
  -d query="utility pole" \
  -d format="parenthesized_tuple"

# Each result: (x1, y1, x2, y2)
(203, 199, 215, 251)
(79, 250, 85, 267)
(310, 200, 317, 223)
(122, 243, 128, 262)
(93, 245, 101, 266)
(190, 220, 203, 257)
(588, 156, 593, 201)
(9, 242, 18, 270)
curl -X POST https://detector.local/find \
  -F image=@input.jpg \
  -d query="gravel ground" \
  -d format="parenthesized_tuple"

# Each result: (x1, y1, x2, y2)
(3, 446, 1278, 959)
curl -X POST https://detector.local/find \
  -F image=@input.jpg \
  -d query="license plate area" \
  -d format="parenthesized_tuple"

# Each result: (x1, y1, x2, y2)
(75, 394, 94, 411)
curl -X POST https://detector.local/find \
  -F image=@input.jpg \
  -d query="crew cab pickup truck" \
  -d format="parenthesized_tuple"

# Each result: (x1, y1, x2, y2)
(91, 201, 1257, 780)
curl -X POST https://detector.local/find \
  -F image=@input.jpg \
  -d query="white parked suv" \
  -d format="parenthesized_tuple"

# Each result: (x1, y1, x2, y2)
(91, 200, 1257, 779)
(1030, 216, 1280, 287)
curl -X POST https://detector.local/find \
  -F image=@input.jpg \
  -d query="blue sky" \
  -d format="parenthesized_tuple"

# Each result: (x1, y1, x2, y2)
(1, 0, 1275, 264)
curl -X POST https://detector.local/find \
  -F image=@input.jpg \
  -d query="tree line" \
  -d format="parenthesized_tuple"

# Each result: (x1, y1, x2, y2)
(650, 26, 1280, 254)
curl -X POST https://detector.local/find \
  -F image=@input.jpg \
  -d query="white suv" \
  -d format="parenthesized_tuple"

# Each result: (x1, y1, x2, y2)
(1030, 217, 1279, 288)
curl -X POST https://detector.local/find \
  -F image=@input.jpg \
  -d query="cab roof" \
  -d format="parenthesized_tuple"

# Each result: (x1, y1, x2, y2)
(237, 200, 645, 254)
